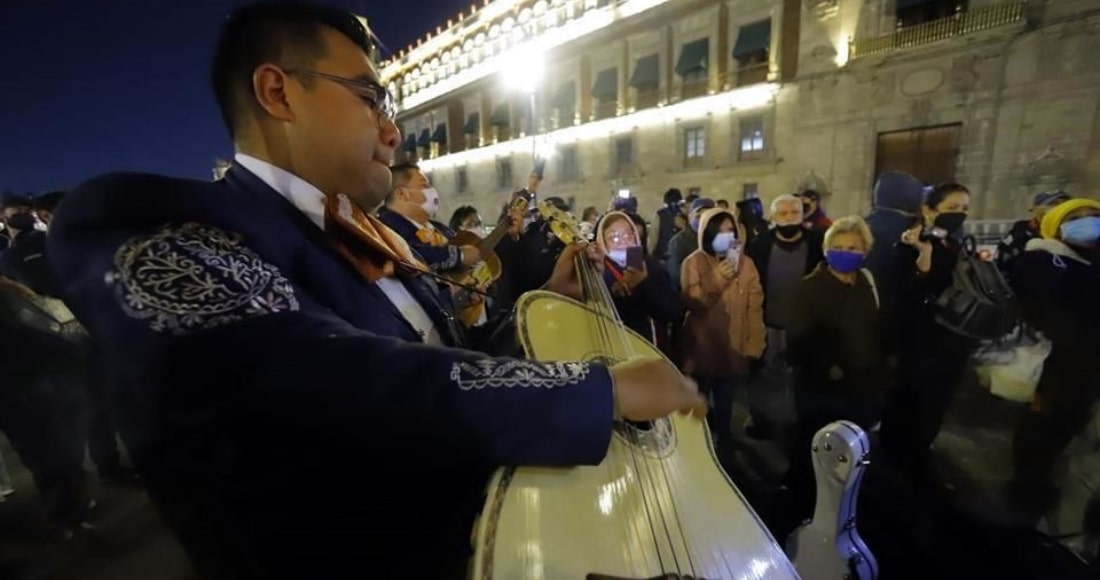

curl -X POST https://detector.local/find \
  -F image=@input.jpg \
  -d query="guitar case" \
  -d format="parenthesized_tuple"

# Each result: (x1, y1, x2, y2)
(786, 420, 878, 580)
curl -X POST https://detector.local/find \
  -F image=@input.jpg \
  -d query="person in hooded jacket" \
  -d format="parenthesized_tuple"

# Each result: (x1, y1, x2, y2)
(1009, 197, 1100, 518)
(595, 211, 683, 347)
(879, 182, 978, 472)
(679, 207, 765, 445)
(863, 171, 925, 317)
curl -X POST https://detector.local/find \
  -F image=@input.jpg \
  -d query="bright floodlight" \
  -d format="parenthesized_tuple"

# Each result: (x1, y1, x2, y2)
(501, 45, 545, 93)
(617, 189, 631, 199)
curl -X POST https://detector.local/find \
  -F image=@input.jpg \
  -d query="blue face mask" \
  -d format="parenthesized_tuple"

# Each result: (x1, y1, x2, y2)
(1060, 216, 1100, 245)
(825, 250, 865, 274)
(711, 231, 736, 254)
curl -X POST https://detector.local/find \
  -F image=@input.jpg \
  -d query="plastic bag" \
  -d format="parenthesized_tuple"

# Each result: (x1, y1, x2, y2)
(981, 335, 1052, 403)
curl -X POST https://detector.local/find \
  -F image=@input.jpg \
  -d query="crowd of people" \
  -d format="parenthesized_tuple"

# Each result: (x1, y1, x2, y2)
(1, 2, 1098, 578)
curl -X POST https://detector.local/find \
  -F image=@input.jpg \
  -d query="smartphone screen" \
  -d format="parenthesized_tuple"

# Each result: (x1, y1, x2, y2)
(625, 246, 644, 270)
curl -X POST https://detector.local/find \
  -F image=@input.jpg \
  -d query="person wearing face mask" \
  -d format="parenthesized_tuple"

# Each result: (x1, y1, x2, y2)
(0, 194, 58, 297)
(447, 205, 484, 236)
(594, 211, 682, 347)
(798, 189, 832, 233)
(666, 198, 717, 292)
(995, 190, 1072, 279)
(782, 216, 885, 534)
(746, 194, 825, 373)
(1009, 197, 1100, 520)
(879, 182, 978, 473)
(679, 207, 765, 447)
(378, 162, 481, 273)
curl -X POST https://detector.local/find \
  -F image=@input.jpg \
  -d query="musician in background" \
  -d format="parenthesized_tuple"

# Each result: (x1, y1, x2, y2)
(378, 162, 480, 273)
(45, 4, 705, 578)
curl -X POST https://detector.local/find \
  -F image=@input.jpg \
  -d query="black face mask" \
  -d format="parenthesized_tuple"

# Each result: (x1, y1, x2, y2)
(4, 212, 36, 232)
(776, 223, 803, 238)
(932, 212, 966, 235)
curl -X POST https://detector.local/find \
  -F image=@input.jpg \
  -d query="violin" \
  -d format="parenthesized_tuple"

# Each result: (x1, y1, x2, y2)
(468, 202, 798, 579)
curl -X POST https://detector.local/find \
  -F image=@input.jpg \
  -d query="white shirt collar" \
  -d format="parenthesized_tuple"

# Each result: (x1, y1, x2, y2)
(233, 153, 326, 230)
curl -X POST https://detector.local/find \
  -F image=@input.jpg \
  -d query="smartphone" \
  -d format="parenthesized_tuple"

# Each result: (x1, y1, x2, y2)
(533, 157, 547, 180)
(726, 240, 742, 268)
(626, 246, 644, 270)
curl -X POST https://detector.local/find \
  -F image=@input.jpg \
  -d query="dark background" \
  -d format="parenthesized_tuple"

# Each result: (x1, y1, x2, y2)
(0, 0, 469, 193)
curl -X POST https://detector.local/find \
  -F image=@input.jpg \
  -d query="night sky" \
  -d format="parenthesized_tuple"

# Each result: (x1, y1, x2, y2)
(1, 0, 469, 194)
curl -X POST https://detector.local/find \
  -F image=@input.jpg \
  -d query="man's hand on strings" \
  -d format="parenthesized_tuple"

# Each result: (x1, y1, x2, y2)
(546, 243, 603, 301)
(610, 358, 707, 421)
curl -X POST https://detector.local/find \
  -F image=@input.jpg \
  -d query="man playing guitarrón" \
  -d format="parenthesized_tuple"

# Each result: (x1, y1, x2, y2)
(46, 3, 704, 579)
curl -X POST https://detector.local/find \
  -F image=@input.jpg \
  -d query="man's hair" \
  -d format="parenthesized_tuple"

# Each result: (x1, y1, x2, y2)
(211, 2, 372, 138)
(581, 206, 599, 221)
(386, 162, 423, 204)
(448, 205, 479, 230)
(663, 188, 683, 204)
(770, 193, 803, 216)
(1, 193, 33, 211)
(34, 191, 66, 213)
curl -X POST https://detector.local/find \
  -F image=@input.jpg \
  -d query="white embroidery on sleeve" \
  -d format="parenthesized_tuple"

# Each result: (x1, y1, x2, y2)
(108, 222, 299, 335)
(449, 360, 591, 391)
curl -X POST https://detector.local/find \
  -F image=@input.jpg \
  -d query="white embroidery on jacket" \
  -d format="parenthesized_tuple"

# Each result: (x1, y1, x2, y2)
(108, 222, 299, 335)
(449, 360, 591, 391)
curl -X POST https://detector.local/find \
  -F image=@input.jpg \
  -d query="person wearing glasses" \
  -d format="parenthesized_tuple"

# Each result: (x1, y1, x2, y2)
(45, 3, 703, 579)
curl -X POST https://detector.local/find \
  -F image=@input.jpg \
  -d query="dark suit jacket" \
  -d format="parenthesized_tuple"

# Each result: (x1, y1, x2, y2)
(46, 166, 614, 579)
(377, 206, 463, 272)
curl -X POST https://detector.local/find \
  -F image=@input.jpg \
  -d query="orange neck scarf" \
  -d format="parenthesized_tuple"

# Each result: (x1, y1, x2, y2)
(323, 193, 427, 282)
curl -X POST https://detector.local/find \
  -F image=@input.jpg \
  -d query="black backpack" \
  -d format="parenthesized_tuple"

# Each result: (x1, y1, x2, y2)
(935, 236, 1020, 340)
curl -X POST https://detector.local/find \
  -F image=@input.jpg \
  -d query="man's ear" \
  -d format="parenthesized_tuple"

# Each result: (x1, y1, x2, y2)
(252, 64, 295, 123)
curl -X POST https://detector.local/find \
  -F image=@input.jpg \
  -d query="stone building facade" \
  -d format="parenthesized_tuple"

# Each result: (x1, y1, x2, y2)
(381, 0, 1100, 224)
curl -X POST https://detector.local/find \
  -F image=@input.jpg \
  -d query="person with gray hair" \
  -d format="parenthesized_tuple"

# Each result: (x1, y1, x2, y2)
(747, 194, 825, 372)
(782, 215, 886, 535)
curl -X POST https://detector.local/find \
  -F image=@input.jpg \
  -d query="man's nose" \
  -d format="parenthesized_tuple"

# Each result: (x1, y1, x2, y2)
(380, 118, 401, 150)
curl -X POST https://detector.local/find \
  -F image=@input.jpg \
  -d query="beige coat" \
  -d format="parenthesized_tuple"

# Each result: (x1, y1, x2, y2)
(679, 208, 766, 377)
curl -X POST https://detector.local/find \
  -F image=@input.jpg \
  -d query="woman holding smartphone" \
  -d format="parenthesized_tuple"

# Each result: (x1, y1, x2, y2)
(679, 208, 765, 446)
(879, 182, 977, 473)
(594, 211, 683, 346)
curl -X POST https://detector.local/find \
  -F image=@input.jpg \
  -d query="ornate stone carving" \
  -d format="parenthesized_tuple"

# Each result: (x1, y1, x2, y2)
(950, 55, 979, 93)
(810, 0, 839, 20)
(906, 97, 935, 126)
(1023, 147, 1073, 188)
(870, 71, 895, 106)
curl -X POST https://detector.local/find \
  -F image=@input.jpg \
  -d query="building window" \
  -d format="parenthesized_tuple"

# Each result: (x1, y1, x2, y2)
(614, 136, 634, 175)
(742, 183, 759, 200)
(875, 124, 961, 187)
(739, 116, 766, 161)
(733, 19, 771, 87)
(497, 159, 514, 190)
(897, 0, 966, 29)
(559, 144, 579, 182)
(681, 69, 708, 99)
(456, 167, 468, 194)
(684, 127, 706, 168)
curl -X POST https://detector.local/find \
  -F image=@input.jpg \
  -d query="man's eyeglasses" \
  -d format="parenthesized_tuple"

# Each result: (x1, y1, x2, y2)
(286, 69, 396, 122)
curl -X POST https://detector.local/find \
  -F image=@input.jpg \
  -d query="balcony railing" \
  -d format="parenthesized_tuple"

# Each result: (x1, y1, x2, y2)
(850, 1, 1024, 60)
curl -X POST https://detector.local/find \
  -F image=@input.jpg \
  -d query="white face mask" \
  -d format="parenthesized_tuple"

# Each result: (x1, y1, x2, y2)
(416, 187, 440, 218)
(607, 249, 628, 266)
(711, 231, 737, 254)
